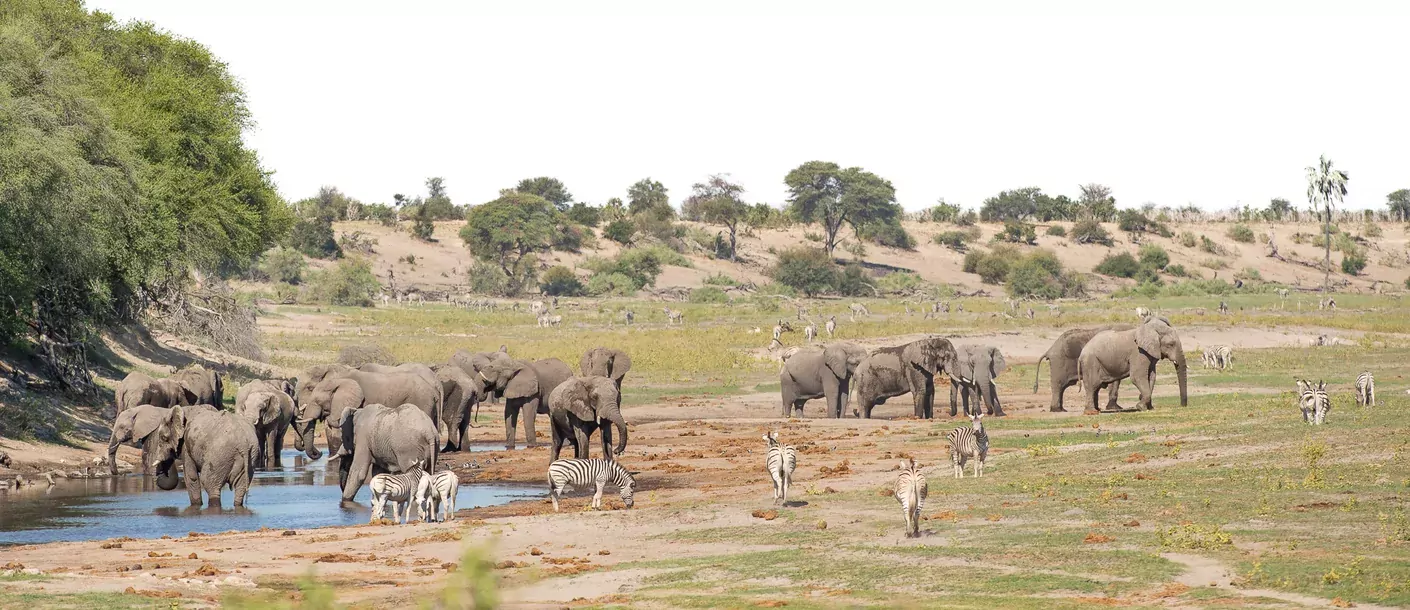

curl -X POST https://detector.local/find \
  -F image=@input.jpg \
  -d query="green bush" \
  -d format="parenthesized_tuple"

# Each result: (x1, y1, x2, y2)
(467, 261, 508, 295)
(962, 250, 984, 273)
(955, 210, 979, 227)
(997, 220, 1038, 245)
(1134, 266, 1163, 286)
(934, 230, 971, 251)
(259, 247, 307, 284)
(1365, 223, 1384, 238)
(835, 264, 876, 297)
(552, 222, 591, 253)
(702, 273, 740, 286)
(688, 286, 730, 303)
(1138, 244, 1169, 270)
(1404, 276, 1410, 290)
(603, 219, 636, 245)
(770, 247, 838, 297)
(1045, 225, 1067, 237)
(1342, 251, 1368, 275)
(1166, 263, 1190, 278)
(1235, 267, 1262, 281)
(804, 232, 823, 242)
(876, 271, 927, 294)
(539, 266, 585, 296)
(1199, 235, 1229, 256)
(565, 203, 601, 227)
(1094, 252, 1141, 278)
(858, 221, 917, 250)
(1180, 231, 1198, 248)
(1006, 250, 1083, 299)
(925, 202, 961, 223)
(306, 258, 382, 306)
(1227, 224, 1255, 243)
(585, 272, 637, 296)
(288, 217, 342, 259)
(968, 246, 1022, 284)
(1070, 219, 1113, 246)
(412, 213, 435, 241)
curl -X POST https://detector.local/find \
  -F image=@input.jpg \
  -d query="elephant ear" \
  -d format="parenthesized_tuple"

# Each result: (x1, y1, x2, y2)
(824, 346, 849, 379)
(132, 407, 166, 441)
(178, 384, 200, 406)
(258, 393, 284, 426)
(558, 380, 596, 420)
(328, 378, 365, 422)
(989, 348, 1008, 377)
(609, 350, 631, 380)
(281, 378, 297, 398)
(504, 361, 539, 399)
(1135, 324, 1160, 357)
(212, 371, 224, 404)
(333, 400, 365, 428)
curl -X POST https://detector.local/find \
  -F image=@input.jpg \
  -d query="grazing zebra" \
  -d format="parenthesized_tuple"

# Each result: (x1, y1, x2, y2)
(893, 458, 928, 538)
(661, 307, 684, 325)
(422, 470, 459, 522)
(1218, 301, 1229, 315)
(1202, 345, 1232, 370)
(797, 306, 808, 321)
(763, 431, 797, 505)
(849, 302, 870, 318)
(369, 467, 427, 524)
(624, 310, 635, 325)
(772, 321, 784, 342)
(804, 324, 817, 343)
(1297, 379, 1330, 425)
(547, 458, 636, 511)
(947, 413, 988, 478)
(1355, 371, 1375, 407)
(1135, 306, 1151, 319)
(825, 315, 837, 337)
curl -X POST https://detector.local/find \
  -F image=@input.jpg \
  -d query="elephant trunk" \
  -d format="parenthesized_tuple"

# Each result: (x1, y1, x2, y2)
(154, 456, 180, 490)
(296, 420, 323, 460)
(608, 411, 628, 456)
(1175, 351, 1189, 407)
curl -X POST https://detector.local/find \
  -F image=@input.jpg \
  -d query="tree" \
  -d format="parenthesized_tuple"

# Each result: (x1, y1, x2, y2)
(1079, 184, 1117, 221)
(980, 187, 1041, 222)
(770, 247, 838, 297)
(1305, 155, 1350, 293)
(460, 192, 557, 296)
(421, 177, 459, 220)
(783, 161, 899, 256)
(603, 219, 636, 245)
(565, 202, 601, 227)
(602, 197, 627, 222)
(627, 178, 672, 220)
(1266, 197, 1294, 221)
(685, 174, 749, 261)
(514, 177, 573, 211)
(1387, 189, 1410, 222)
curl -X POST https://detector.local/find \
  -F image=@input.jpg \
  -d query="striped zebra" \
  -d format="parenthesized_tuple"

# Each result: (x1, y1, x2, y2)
(893, 458, 928, 538)
(421, 470, 459, 522)
(825, 316, 837, 337)
(369, 467, 427, 524)
(1202, 345, 1232, 370)
(1355, 371, 1376, 407)
(947, 413, 989, 478)
(547, 458, 636, 512)
(1297, 379, 1330, 425)
(1135, 306, 1151, 320)
(763, 431, 797, 505)
(804, 324, 817, 343)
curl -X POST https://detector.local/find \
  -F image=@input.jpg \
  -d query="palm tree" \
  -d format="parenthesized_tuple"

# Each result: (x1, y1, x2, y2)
(1305, 155, 1349, 294)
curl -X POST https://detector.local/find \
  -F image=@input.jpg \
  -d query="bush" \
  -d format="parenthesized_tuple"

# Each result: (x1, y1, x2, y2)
(1007, 250, 1083, 299)
(467, 261, 508, 295)
(1227, 224, 1255, 243)
(973, 249, 1021, 284)
(1365, 223, 1383, 238)
(288, 217, 342, 259)
(1138, 244, 1169, 270)
(1134, 266, 1163, 286)
(835, 264, 876, 297)
(771, 247, 838, 297)
(565, 203, 601, 227)
(702, 273, 740, 286)
(689, 286, 730, 303)
(962, 250, 985, 273)
(924, 202, 961, 223)
(1117, 209, 1149, 233)
(412, 214, 435, 241)
(1094, 252, 1141, 278)
(553, 222, 591, 253)
(259, 247, 307, 284)
(934, 230, 971, 251)
(1342, 251, 1368, 275)
(955, 210, 978, 227)
(338, 344, 396, 367)
(603, 219, 636, 245)
(997, 221, 1038, 245)
(804, 232, 823, 242)
(540, 266, 585, 296)
(1235, 267, 1262, 281)
(1070, 219, 1113, 246)
(1166, 263, 1190, 278)
(1180, 231, 1198, 248)
(1199, 235, 1229, 256)
(858, 221, 917, 250)
(1045, 225, 1067, 237)
(306, 258, 382, 306)
(585, 272, 637, 296)
(876, 271, 926, 295)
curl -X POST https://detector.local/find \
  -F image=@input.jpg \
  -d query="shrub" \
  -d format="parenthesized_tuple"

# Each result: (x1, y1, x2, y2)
(412, 214, 435, 241)
(702, 273, 740, 286)
(858, 221, 917, 250)
(1134, 266, 1163, 286)
(835, 264, 876, 297)
(1166, 263, 1190, 278)
(1007, 250, 1083, 299)
(688, 286, 730, 303)
(288, 217, 342, 259)
(306, 258, 381, 306)
(603, 219, 636, 245)
(876, 271, 926, 295)
(934, 230, 971, 251)
(338, 344, 396, 367)
(467, 261, 508, 295)
(1227, 224, 1255, 243)
(804, 232, 823, 242)
(997, 221, 1038, 245)
(1201, 258, 1228, 270)
(583, 250, 663, 290)
(1404, 276, 1410, 290)
(962, 250, 984, 273)
(565, 203, 601, 227)
(258, 247, 307, 284)
(1235, 267, 1262, 281)
(1199, 235, 1229, 256)
(1342, 251, 1368, 275)
(770, 247, 837, 297)
(540, 266, 585, 296)
(585, 272, 637, 297)
(1365, 223, 1384, 238)
(1071, 219, 1113, 246)
(1179, 231, 1198, 248)
(1045, 225, 1067, 237)
(1094, 252, 1141, 278)
(955, 210, 978, 226)
(1138, 244, 1169, 270)
(1117, 209, 1150, 233)
(972, 246, 1023, 284)
(552, 222, 591, 253)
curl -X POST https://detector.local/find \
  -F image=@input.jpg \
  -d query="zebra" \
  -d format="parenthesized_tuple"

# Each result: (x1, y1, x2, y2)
(849, 302, 870, 318)
(947, 413, 988, 478)
(663, 308, 684, 325)
(768, 337, 783, 351)
(369, 467, 428, 524)
(1217, 300, 1229, 315)
(624, 309, 635, 325)
(1202, 345, 1232, 370)
(421, 470, 459, 522)
(1026, 307, 1035, 320)
(1135, 306, 1151, 319)
(796, 306, 808, 321)
(893, 458, 928, 538)
(825, 315, 837, 337)
(804, 323, 817, 343)
(763, 431, 797, 505)
(547, 458, 636, 512)
(1297, 379, 1330, 425)
(772, 321, 784, 342)
(1355, 371, 1375, 407)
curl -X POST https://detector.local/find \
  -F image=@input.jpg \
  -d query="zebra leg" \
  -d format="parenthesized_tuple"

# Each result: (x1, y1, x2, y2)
(551, 486, 561, 512)
(446, 490, 456, 521)
(593, 480, 605, 509)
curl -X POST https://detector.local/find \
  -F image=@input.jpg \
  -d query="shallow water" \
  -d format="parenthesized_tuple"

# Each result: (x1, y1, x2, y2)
(0, 448, 541, 545)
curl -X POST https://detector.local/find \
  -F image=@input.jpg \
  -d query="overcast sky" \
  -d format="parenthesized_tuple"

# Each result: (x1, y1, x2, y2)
(87, 0, 1409, 212)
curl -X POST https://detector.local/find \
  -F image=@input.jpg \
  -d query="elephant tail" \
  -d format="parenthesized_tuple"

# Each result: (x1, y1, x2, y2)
(1032, 354, 1047, 394)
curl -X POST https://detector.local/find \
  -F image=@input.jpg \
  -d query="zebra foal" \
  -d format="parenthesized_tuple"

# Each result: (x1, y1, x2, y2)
(421, 470, 460, 522)
(369, 467, 428, 524)
(947, 413, 988, 478)
(894, 458, 928, 538)
(1296, 379, 1330, 425)
(1355, 371, 1375, 407)
(763, 431, 797, 505)
(547, 458, 636, 511)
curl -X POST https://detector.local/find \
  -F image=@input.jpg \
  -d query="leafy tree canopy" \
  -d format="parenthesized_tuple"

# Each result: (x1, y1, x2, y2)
(628, 178, 673, 220)
(783, 161, 898, 255)
(459, 192, 556, 295)
(515, 176, 573, 211)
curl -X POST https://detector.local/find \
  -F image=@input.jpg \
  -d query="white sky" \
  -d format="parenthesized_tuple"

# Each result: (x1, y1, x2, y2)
(87, 0, 1410, 212)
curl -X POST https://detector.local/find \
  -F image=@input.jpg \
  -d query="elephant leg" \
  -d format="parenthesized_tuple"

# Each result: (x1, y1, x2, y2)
(183, 451, 202, 506)
(273, 426, 287, 468)
(573, 426, 591, 459)
(837, 381, 851, 419)
(522, 399, 539, 448)
(985, 382, 1006, 416)
(949, 382, 959, 417)
(780, 383, 794, 418)
(1142, 368, 1157, 410)
(457, 415, 473, 452)
(922, 379, 936, 419)
(1050, 378, 1069, 413)
(204, 474, 224, 508)
(1084, 380, 1103, 415)
(504, 403, 520, 450)
(550, 423, 565, 462)
(1105, 380, 1122, 411)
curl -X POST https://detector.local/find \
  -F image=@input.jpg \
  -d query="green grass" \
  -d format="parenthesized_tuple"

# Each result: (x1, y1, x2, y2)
(0, 591, 171, 609)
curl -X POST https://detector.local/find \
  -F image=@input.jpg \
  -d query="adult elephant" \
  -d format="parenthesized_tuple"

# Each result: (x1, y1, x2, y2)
(1077, 317, 1189, 414)
(854, 337, 963, 419)
(579, 347, 632, 393)
(779, 342, 869, 418)
(291, 367, 441, 463)
(1033, 324, 1134, 412)
(334, 402, 438, 502)
(949, 343, 1008, 417)
(547, 376, 626, 462)
(147, 404, 259, 507)
(358, 363, 443, 422)
(235, 379, 296, 469)
(432, 363, 485, 452)
(172, 365, 224, 408)
(451, 349, 513, 404)
(477, 357, 573, 450)
(113, 372, 196, 418)
(106, 405, 171, 475)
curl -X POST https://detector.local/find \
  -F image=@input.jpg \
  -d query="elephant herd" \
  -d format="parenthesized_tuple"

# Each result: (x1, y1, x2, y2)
(106, 348, 636, 510)
(781, 316, 1189, 419)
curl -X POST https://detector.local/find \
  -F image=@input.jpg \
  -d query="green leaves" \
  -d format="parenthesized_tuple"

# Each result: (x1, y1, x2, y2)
(783, 161, 898, 255)
(460, 192, 557, 296)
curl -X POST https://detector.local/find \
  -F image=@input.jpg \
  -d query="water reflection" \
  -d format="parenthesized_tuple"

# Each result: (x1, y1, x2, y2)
(0, 448, 541, 545)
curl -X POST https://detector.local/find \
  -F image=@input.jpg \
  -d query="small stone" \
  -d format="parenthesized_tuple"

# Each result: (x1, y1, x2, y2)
(529, 547, 543, 556)
(188, 553, 198, 560)
(281, 530, 297, 536)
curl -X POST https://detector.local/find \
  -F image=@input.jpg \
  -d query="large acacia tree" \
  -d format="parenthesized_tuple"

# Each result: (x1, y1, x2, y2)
(514, 177, 573, 211)
(627, 178, 673, 220)
(685, 174, 749, 261)
(1305, 155, 1349, 294)
(783, 161, 898, 256)
(459, 192, 556, 296)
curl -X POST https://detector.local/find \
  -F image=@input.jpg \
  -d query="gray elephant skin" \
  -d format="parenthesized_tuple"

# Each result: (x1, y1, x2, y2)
(779, 343, 868, 418)
(114, 372, 196, 418)
(172, 365, 224, 408)
(432, 363, 485, 452)
(476, 357, 573, 450)
(235, 379, 296, 469)
(949, 343, 1008, 417)
(580, 347, 632, 393)
(147, 404, 259, 507)
(106, 404, 171, 475)
(292, 365, 441, 462)
(854, 337, 962, 419)
(334, 402, 439, 502)
(548, 376, 626, 461)
(450, 349, 513, 403)
(1077, 317, 1189, 413)
(1033, 324, 1133, 412)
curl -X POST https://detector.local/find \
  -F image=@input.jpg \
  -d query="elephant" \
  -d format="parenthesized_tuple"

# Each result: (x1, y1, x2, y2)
(106, 404, 171, 475)
(476, 357, 573, 450)
(450, 349, 514, 404)
(547, 376, 626, 462)
(235, 379, 296, 469)
(334, 402, 439, 502)
(358, 363, 444, 423)
(1077, 317, 1189, 413)
(146, 404, 259, 507)
(114, 372, 197, 418)
(432, 363, 486, 452)
(853, 337, 963, 419)
(291, 367, 442, 463)
(1033, 325, 1134, 412)
(172, 365, 225, 408)
(779, 342, 869, 418)
(948, 343, 1008, 417)
(579, 347, 632, 393)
